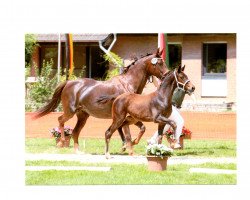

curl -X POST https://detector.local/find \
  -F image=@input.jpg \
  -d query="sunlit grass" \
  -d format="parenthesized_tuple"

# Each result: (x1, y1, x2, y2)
(25, 138, 236, 157)
(25, 160, 236, 185)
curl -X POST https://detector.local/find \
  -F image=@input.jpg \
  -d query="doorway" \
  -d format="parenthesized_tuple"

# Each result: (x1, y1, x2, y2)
(86, 46, 106, 79)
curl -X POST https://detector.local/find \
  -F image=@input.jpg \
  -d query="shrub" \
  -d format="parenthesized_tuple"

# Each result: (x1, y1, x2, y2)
(25, 34, 38, 65)
(25, 59, 81, 112)
(25, 60, 57, 111)
(103, 51, 123, 80)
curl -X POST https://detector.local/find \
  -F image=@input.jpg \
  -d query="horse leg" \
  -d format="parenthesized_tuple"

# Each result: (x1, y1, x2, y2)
(118, 127, 126, 152)
(157, 123, 166, 144)
(118, 116, 136, 151)
(58, 113, 74, 147)
(132, 121, 146, 146)
(105, 115, 127, 159)
(72, 111, 89, 154)
(122, 124, 134, 156)
(154, 114, 177, 144)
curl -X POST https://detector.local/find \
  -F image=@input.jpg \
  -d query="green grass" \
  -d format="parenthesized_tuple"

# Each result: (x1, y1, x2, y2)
(25, 138, 236, 157)
(25, 160, 236, 185)
(25, 139, 237, 185)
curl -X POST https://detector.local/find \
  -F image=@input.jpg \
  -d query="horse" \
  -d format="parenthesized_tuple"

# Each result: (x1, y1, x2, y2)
(33, 48, 168, 154)
(104, 65, 195, 158)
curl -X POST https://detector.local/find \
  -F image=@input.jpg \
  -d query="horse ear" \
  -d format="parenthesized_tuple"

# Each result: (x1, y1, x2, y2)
(177, 64, 182, 73)
(159, 49, 163, 56)
(156, 48, 160, 56)
(182, 65, 185, 71)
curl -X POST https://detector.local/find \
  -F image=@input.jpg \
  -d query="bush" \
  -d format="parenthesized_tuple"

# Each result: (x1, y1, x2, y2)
(25, 59, 81, 112)
(25, 60, 57, 111)
(103, 51, 123, 80)
(25, 34, 38, 65)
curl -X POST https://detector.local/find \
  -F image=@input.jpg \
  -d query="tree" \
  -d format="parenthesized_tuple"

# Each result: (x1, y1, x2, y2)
(25, 34, 38, 65)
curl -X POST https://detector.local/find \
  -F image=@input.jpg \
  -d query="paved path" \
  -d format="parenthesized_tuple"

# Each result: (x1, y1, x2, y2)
(26, 166, 112, 171)
(189, 168, 236, 174)
(25, 153, 236, 165)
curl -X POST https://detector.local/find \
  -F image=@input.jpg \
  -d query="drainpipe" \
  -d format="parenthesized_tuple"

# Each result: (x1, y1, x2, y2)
(57, 33, 61, 84)
(99, 33, 122, 68)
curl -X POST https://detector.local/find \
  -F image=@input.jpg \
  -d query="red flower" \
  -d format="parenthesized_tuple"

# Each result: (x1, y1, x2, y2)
(165, 126, 192, 138)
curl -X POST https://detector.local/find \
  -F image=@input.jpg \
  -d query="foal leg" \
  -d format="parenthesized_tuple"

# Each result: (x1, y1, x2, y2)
(132, 121, 146, 146)
(119, 120, 146, 151)
(105, 117, 126, 159)
(118, 127, 126, 151)
(122, 124, 134, 156)
(119, 116, 136, 152)
(156, 123, 166, 144)
(154, 115, 177, 144)
(72, 111, 89, 154)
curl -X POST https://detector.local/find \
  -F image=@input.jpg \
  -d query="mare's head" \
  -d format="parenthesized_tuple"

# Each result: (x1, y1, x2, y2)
(144, 48, 168, 80)
(173, 65, 195, 94)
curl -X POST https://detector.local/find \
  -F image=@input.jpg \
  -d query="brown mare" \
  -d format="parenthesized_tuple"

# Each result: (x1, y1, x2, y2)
(105, 65, 195, 158)
(33, 48, 168, 154)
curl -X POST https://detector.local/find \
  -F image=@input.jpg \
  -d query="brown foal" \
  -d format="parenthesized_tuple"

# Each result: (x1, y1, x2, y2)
(105, 65, 195, 158)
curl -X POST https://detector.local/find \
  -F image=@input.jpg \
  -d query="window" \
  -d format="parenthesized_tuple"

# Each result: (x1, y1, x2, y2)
(168, 44, 182, 69)
(202, 43, 227, 75)
(201, 43, 227, 97)
(40, 44, 58, 68)
(39, 43, 87, 77)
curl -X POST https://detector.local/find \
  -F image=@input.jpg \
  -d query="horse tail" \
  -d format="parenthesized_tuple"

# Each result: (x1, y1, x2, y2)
(32, 81, 67, 119)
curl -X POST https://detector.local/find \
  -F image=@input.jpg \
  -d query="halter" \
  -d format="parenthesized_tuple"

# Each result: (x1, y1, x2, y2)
(174, 70, 190, 91)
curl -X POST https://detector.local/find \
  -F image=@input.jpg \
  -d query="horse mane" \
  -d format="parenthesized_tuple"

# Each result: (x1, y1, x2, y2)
(122, 53, 153, 74)
(159, 70, 174, 88)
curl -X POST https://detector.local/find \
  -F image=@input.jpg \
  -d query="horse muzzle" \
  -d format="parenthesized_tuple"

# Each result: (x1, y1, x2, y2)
(186, 86, 195, 95)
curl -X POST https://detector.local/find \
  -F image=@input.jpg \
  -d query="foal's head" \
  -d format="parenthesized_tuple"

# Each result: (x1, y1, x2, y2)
(144, 48, 168, 80)
(173, 65, 195, 94)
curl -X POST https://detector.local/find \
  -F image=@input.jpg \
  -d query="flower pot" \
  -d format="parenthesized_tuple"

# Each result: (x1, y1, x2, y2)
(56, 135, 71, 148)
(146, 156, 169, 171)
(179, 136, 184, 149)
(183, 134, 191, 139)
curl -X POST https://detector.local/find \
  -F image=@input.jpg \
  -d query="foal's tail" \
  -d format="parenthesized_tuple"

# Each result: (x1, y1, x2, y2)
(32, 81, 67, 119)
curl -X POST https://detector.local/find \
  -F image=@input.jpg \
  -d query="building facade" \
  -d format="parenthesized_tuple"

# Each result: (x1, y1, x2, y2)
(30, 33, 236, 110)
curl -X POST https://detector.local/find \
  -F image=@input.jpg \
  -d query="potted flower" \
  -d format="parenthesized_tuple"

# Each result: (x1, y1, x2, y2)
(146, 143, 173, 171)
(50, 126, 73, 147)
(166, 126, 192, 149)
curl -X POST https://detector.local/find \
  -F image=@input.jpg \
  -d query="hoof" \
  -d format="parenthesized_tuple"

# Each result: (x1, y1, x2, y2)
(56, 141, 64, 148)
(121, 144, 127, 152)
(132, 139, 139, 146)
(75, 150, 84, 155)
(105, 152, 111, 159)
(74, 148, 84, 155)
(170, 142, 181, 149)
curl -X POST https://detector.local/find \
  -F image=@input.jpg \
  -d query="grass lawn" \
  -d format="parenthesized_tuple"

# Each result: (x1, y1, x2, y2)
(25, 138, 236, 185)
(25, 160, 236, 185)
(25, 138, 236, 157)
